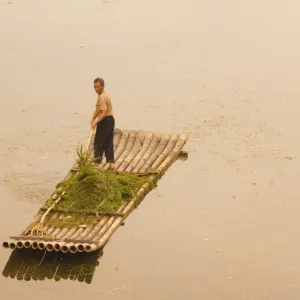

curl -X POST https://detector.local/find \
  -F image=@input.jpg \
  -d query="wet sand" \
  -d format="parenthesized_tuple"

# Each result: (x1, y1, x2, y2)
(1, 0, 300, 299)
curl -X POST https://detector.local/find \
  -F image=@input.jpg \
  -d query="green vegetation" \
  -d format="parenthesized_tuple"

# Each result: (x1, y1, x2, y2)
(44, 146, 154, 215)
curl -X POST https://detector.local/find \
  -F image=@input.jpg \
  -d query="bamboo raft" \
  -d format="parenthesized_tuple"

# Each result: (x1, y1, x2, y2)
(2, 128, 188, 254)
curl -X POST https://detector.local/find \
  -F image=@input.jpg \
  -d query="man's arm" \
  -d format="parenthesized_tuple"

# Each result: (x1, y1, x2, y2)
(91, 109, 99, 124)
(96, 110, 107, 124)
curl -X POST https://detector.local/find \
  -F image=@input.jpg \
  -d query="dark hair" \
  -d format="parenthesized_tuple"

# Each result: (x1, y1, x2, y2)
(94, 77, 105, 87)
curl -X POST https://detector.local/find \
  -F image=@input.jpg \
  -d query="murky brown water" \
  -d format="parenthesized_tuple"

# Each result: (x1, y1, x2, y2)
(1, 0, 300, 299)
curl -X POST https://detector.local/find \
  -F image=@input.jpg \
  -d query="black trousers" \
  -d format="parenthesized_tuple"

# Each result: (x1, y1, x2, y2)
(94, 116, 115, 164)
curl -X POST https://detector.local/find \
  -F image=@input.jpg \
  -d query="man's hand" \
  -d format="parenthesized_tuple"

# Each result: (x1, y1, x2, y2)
(91, 120, 97, 130)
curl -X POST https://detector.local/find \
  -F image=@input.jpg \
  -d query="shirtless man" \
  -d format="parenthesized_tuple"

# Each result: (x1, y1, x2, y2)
(91, 77, 115, 170)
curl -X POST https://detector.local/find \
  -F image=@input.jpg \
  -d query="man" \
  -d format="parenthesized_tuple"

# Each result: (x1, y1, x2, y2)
(91, 77, 116, 170)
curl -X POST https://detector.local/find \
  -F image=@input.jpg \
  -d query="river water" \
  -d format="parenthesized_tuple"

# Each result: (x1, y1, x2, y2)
(1, 0, 300, 299)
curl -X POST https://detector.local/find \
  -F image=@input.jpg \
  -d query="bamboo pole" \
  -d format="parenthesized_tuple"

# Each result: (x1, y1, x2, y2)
(8, 242, 16, 249)
(69, 244, 78, 254)
(49, 227, 64, 238)
(32, 242, 38, 249)
(84, 244, 98, 252)
(23, 240, 33, 248)
(125, 131, 154, 173)
(38, 242, 46, 250)
(133, 132, 161, 173)
(46, 243, 55, 252)
(56, 226, 74, 239)
(139, 133, 170, 174)
(117, 131, 145, 172)
(75, 219, 103, 242)
(151, 133, 179, 169)
(80, 217, 105, 240)
(60, 244, 69, 253)
(16, 241, 24, 249)
(85, 205, 125, 241)
(59, 225, 80, 240)
(113, 129, 122, 151)
(2, 241, 9, 249)
(77, 244, 85, 252)
(157, 134, 188, 172)
(114, 130, 137, 170)
(91, 215, 122, 243)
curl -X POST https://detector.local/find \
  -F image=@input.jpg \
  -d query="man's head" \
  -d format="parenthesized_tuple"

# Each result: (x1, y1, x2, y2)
(94, 77, 105, 94)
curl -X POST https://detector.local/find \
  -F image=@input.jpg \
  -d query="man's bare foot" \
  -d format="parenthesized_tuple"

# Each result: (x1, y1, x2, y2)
(109, 163, 116, 170)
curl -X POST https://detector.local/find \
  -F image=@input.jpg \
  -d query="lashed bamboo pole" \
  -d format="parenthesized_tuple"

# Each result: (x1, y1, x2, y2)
(91, 209, 126, 242)
(139, 133, 170, 174)
(59, 223, 81, 240)
(46, 243, 55, 252)
(133, 133, 162, 173)
(9, 241, 16, 249)
(60, 244, 69, 253)
(157, 134, 188, 172)
(73, 220, 102, 243)
(84, 244, 98, 252)
(24, 240, 34, 248)
(69, 244, 78, 254)
(125, 131, 154, 173)
(85, 205, 125, 241)
(114, 130, 137, 170)
(49, 227, 64, 238)
(16, 241, 23, 249)
(38, 242, 46, 250)
(117, 131, 145, 172)
(151, 133, 179, 169)
(56, 225, 75, 239)
(32, 242, 38, 249)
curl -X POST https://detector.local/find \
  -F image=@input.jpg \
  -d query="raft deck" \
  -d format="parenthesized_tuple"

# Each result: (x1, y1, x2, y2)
(2, 129, 188, 253)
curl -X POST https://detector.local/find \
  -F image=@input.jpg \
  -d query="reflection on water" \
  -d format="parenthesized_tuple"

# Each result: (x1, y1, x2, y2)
(2, 249, 103, 284)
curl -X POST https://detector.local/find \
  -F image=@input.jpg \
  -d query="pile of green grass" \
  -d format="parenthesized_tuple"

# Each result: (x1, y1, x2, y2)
(44, 146, 153, 214)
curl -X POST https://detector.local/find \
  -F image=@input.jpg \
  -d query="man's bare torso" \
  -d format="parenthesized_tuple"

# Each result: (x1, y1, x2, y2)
(96, 91, 113, 117)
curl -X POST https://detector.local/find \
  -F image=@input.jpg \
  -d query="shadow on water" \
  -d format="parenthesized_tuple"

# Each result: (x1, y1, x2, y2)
(2, 248, 103, 284)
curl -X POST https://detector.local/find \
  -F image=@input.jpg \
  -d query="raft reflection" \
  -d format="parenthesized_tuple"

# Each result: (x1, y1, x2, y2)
(2, 248, 102, 283)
